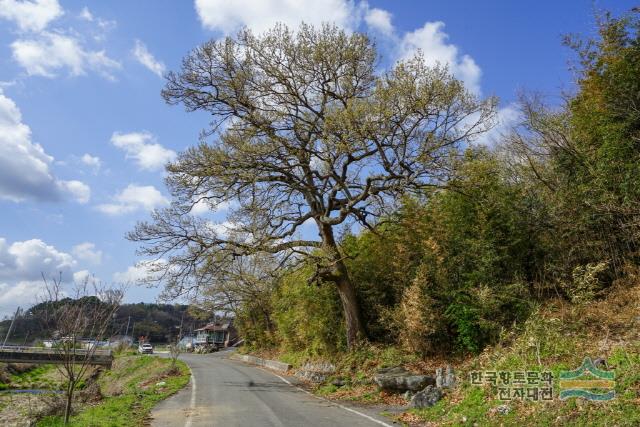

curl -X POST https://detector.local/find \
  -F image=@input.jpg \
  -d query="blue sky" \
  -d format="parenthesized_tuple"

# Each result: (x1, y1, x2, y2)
(0, 0, 635, 317)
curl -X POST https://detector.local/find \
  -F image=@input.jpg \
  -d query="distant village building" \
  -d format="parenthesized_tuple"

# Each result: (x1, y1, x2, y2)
(194, 320, 238, 348)
(108, 335, 134, 347)
(178, 335, 196, 350)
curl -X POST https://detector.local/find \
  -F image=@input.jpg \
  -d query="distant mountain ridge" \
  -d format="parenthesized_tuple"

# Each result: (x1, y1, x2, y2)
(0, 301, 212, 344)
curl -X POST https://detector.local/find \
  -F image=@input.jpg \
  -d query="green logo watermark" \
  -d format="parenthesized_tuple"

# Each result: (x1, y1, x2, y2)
(559, 357, 615, 401)
(470, 357, 616, 402)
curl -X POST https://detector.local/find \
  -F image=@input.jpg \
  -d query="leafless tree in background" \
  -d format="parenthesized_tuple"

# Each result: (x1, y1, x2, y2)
(168, 341, 181, 372)
(40, 275, 123, 425)
(187, 254, 278, 329)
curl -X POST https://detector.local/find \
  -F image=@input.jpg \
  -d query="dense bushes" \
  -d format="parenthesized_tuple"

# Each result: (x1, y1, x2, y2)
(235, 298, 277, 350)
(344, 151, 540, 354)
(240, 151, 541, 355)
(510, 12, 640, 284)
(237, 10, 640, 359)
(238, 266, 346, 357)
(272, 268, 347, 357)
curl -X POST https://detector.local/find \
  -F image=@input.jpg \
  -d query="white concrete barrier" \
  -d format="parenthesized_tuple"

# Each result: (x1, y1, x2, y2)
(230, 353, 292, 373)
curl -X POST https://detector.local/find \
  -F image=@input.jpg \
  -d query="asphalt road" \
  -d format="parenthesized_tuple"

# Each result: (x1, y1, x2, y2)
(150, 350, 395, 427)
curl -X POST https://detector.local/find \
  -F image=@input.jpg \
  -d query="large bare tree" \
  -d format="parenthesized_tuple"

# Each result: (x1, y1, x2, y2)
(128, 24, 496, 347)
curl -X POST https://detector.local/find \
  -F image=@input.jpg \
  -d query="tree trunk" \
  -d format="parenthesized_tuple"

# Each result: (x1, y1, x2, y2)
(318, 224, 367, 349)
(261, 306, 274, 334)
(64, 381, 74, 425)
(334, 270, 366, 348)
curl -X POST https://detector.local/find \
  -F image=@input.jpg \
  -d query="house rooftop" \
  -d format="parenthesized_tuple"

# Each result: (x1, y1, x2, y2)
(195, 321, 232, 332)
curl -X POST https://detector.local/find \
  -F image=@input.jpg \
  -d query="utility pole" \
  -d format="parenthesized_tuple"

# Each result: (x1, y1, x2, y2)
(178, 311, 185, 341)
(124, 316, 131, 337)
(2, 306, 21, 349)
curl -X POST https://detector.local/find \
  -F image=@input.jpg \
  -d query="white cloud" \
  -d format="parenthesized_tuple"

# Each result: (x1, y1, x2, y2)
(72, 269, 99, 284)
(80, 153, 101, 172)
(190, 198, 233, 216)
(72, 242, 102, 265)
(0, 236, 107, 316)
(475, 103, 521, 147)
(364, 8, 392, 35)
(92, 17, 116, 42)
(96, 184, 169, 215)
(82, 9, 116, 42)
(0, 89, 90, 203)
(0, 237, 76, 281)
(0, 280, 45, 317)
(78, 6, 93, 22)
(112, 265, 146, 283)
(57, 180, 90, 203)
(205, 220, 238, 238)
(110, 131, 176, 171)
(0, 0, 63, 32)
(192, 1, 482, 95)
(113, 259, 164, 284)
(398, 21, 481, 95)
(132, 39, 166, 78)
(194, 0, 359, 34)
(11, 31, 121, 79)
(191, 199, 211, 215)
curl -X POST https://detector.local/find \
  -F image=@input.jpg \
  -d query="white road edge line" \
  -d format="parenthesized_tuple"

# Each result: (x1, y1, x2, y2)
(272, 372, 395, 427)
(185, 364, 197, 427)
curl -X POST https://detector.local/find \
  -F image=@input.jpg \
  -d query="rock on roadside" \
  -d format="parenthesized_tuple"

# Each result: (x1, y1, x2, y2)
(296, 361, 336, 384)
(373, 366, 435, 392)
(410, 385, 443, 408)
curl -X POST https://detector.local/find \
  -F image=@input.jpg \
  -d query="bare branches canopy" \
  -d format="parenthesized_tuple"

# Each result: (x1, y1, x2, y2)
(128, 23, 496, 347)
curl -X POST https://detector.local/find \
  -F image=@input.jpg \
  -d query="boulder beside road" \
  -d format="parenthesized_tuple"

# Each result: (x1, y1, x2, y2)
(296, 361, 336, 384)
(373, 366, 435, 392)
(410, 385, 443, 408)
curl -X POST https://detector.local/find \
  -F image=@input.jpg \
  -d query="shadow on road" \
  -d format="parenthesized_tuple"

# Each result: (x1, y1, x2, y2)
(222, 380, 295, 392)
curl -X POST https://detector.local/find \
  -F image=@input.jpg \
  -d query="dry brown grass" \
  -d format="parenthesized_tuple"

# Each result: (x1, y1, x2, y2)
(397, 411, 439, 426)
(397, 277, 640, 426)
(240, 346, 282, 361)
(325, 384, 378, 400)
